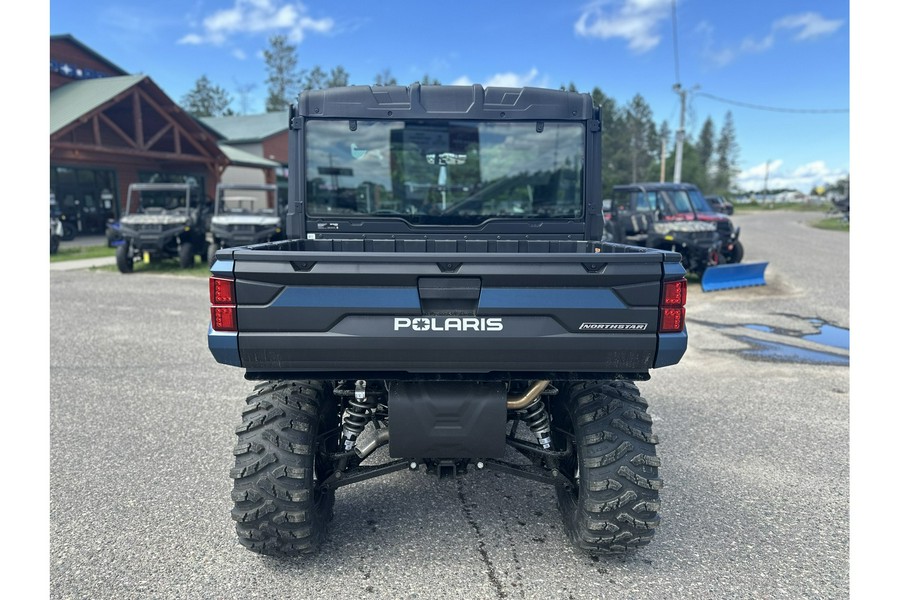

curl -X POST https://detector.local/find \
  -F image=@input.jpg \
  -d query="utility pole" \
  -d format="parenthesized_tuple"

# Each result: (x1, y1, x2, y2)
(763, 159, 770, 202)
(660, 137, 667, 182)
(673, 83, 687, 183)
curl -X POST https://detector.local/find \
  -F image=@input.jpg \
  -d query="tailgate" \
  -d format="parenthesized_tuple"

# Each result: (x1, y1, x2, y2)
(209, 246, 687, 377)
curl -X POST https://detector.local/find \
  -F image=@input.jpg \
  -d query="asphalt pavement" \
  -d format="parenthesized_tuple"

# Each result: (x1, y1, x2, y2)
(47, 211, 851, 599)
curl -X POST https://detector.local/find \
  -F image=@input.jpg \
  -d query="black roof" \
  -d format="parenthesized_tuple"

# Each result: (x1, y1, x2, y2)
(297, 84, 596, 121)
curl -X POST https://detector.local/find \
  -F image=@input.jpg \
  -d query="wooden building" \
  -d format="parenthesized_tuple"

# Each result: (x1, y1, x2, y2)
(50, 35, 277, 237)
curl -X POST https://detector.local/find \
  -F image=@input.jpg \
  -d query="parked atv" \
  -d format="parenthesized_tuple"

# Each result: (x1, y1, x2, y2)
(613, 183, 744, 264)
(50, 215, 63, 255)
(50, 195, 64, 255)
(115, 183, 210, 273)
(205, 183, 284, 267)
(705, 195, 734, 215)
(606, 185, 722, 277)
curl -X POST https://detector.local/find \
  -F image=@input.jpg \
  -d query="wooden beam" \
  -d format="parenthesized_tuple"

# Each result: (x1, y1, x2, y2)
(144, 123, 173, 151)
(92, 115, 102, 146)
(98, 113, 139, 149)
(132, 92, 144, 148)
(52, 141, 213, 164)
(136, 88, 215, 157)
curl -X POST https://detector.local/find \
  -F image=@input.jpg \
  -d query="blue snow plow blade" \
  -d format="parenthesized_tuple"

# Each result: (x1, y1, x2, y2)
(701, 262, 768, 292)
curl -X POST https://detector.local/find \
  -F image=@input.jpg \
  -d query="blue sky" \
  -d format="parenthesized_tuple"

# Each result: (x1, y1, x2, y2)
(48, 0, 850, 192)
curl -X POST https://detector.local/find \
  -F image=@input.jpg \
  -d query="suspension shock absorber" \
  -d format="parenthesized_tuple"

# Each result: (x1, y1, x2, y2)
(508, 381, 552, 449)
(341, 380, 375, 451)
(518, 399, 552, 449)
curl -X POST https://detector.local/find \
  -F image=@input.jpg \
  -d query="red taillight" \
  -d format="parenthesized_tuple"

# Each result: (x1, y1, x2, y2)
(660, 308, 685, 332)
(211, 306, 237, 331)
(210, 277, 235, 305)
(662, 279, 687, 307)
(660, 277, 687, 333)
(210, 277, 236, 332)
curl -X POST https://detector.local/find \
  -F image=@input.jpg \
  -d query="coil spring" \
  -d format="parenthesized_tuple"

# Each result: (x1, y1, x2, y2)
(519, 399, 552, 449)
(342, 380, 376, 449)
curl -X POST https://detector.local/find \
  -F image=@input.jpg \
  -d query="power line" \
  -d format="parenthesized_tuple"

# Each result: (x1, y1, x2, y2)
(671, 0, 681, 84)
(695, 91, 849, 114)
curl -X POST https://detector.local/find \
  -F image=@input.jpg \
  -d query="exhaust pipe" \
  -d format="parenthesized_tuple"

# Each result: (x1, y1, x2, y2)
(506, 380, 550, 410)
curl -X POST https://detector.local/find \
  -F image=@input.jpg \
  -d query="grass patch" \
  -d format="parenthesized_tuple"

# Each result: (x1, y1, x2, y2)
(734, 202, 830, 213)
(812, 217, 850, 232)
(50, 245, 115, 262)
(97, 257, 211, 276)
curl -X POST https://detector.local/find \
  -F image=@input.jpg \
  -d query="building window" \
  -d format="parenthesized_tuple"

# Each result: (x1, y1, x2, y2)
(50, 166, 118, 236)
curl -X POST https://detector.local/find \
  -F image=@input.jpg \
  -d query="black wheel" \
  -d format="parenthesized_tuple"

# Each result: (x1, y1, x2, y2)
(178, 242, 195, 268)
(50, 235, 60, 255)
(724, 240, 744, 264)
(231, 380, 339, 556)
(60, 221, 77, 241)
(551, 381, 662, 555)
(115, 242, 133, 273)
(207, 242, 220, 268)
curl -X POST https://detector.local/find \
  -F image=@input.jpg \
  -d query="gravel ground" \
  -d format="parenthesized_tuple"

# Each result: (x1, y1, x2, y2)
(42, 210, 856, 599)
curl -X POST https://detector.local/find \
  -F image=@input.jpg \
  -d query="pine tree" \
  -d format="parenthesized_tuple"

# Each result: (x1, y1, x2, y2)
(375, 69, 397, 86)
(264, 35, 302, 112)
(180, 75, 233, 117)
(696, 117, 716, 188)
(624, 94, 657, 183)
(713, 111, 739, 193)
(327, 66, 350, 88)
(302, 66, 327, 91)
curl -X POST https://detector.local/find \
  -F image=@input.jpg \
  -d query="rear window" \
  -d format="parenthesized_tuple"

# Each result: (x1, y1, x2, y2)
(305, 120, 584, 226)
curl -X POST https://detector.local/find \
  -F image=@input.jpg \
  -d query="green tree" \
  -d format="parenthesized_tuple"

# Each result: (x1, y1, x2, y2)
(180, 75, 234, 117)
(696, 117, 716, 188)
(302, 66, 327, 90)
(375, 69, 397, 86)
(420, 74, 441, 85)
(713, 111, 739, 193)
(327, 66, 350, 88)
(264, 35, 302, 112)
(660, 139, 707, 187)
(624, 94, 658, 183)
(591, 86, 629, 197)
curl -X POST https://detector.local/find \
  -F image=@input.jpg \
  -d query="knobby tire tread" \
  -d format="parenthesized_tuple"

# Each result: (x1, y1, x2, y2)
(230, 380, 335, 556)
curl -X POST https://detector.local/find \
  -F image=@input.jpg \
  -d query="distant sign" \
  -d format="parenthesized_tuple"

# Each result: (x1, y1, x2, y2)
(50, 60, 109, 80)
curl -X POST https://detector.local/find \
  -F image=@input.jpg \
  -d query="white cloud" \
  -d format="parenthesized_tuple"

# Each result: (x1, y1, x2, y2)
(178, 33, 204, 46)
(699, 11, 844, 68)
(574, 0, 670, 54)
(177, 0, 334, 46)
(450, 69, 548, 89)
(774, 12, 844, 41)
(737, 159, 847, 192)
(231, 48, 247, 60)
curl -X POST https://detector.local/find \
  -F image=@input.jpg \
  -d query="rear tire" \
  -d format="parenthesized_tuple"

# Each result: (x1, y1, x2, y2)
(60, 221, 77, 241)
(116, 243, 133, 273)
(231, 380, 339, 556)
(724, 240, 744, 264)
(551, 380, 662, 555)
(178, 242, 194, 268)
(207, 242, 220, 268)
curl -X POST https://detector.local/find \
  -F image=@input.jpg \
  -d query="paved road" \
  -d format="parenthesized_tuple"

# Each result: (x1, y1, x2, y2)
(49, 211, 849, 599)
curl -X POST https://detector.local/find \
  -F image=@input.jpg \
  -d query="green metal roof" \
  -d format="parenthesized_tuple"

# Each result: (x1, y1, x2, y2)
(201, 112, 288, 143)
(50, 74, 146, 136)
(219, 144, 282, 168)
